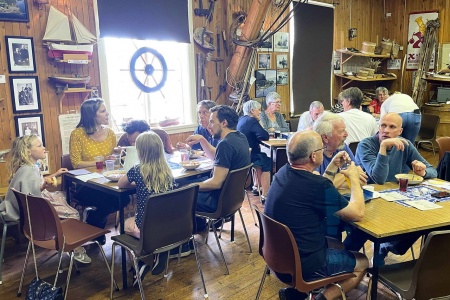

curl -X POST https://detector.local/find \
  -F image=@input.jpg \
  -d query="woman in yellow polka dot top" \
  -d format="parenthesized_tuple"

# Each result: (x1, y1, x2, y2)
(69, 98, 116, 169)
(69, 98, 129, 243)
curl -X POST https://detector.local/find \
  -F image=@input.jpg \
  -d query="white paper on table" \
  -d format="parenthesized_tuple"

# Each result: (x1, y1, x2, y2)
(403, 200, 443, 211)
(75, 173, 104, 182)
(380, 192, 411, 201)
(423, 180, 450, 190)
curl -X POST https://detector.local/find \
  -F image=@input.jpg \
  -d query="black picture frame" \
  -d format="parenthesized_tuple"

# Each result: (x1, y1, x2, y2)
(0, 0, 29, 22)
(5, 36, 36, 73)
(14, 114, 45, 146)
(10, 76, 41, 113)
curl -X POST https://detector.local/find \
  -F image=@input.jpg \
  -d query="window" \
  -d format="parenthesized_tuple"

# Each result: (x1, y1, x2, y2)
(100, 38, 196, 132)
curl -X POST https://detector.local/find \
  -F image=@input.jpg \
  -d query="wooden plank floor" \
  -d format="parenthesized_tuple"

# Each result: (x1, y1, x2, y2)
(0, 148, 438, 299)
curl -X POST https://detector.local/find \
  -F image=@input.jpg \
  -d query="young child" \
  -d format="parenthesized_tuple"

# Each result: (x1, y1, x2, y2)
(118, 131, 174, 285)
(0, 135, 91, 264)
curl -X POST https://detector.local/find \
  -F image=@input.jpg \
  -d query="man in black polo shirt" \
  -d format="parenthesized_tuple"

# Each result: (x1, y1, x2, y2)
(264, 130, 368, 300)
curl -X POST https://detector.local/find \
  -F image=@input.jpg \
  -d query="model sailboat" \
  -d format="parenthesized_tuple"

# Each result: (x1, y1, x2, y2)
(43, 6, 96, 59)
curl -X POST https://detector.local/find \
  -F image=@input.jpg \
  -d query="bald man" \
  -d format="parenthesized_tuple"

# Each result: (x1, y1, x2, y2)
(355, 112, 436, 184)
(348, 113, 437, 266)
(265, 131, 368, 300)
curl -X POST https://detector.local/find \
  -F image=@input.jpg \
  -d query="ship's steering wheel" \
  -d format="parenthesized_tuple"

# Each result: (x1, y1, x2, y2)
(129, 47, 168, 93)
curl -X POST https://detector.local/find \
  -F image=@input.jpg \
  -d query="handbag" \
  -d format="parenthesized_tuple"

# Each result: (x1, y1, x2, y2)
(24, 194, 64, 300)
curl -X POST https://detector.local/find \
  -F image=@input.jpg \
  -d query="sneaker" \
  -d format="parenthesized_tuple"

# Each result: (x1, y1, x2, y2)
(169, 242, 191, 259)
(72, 248, 91, 264)
(133, 261, 150, 287)
(260, 195, 266, 204)
(278, 287, 308, 300)
(252, 187, 261, 196)
(151, 251, 168, 275)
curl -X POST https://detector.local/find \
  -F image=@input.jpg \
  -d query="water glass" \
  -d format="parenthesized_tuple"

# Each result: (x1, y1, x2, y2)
(105, 160, 115, 171)
(399, 178, 409, 192)
(94, 156, 104, 169)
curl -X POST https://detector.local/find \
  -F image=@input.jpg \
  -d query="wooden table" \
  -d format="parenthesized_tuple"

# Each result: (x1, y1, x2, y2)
(343, 181, 450, 299)
(261, 139, 287, 180)
(63, 159, 213, 289)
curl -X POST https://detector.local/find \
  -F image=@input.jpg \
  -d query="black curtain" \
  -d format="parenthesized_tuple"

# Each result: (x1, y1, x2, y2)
(97, 0, 190, 43)
(292, 2, 334, 114)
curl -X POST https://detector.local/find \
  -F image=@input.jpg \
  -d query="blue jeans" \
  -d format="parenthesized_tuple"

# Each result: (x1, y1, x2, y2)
(398, 112, 421, 145)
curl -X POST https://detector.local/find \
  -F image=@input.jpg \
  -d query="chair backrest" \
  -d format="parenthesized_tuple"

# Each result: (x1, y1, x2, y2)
(138, 184, 199, 255)
(410, 230, 450, 299)
(11, 189, 64, 250)
(254, 208, 302, 286)
(417, 113, 440, 140)
(214, 164, 252, 219)
(275, 148, 288, 173)
(289, 117, 300, 132)
(348, 142, 359, 156)
(436, 136, 450, 162)
(61, 154, 74, 170)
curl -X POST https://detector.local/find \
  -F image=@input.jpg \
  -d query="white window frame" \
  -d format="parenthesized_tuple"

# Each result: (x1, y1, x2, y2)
(93, 0, 197, 134)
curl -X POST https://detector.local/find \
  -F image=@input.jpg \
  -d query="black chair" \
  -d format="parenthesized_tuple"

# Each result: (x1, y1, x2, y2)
(348, 141, 359, 156)
(289, 116, 300, 132)
(275, 148, 288, 173)
(196, 164, 253, 275)
(367, 230, 450, 300)
(110, 184, 207, 300)
(253, 207, 354, 299)
(415, 113, 440, 157)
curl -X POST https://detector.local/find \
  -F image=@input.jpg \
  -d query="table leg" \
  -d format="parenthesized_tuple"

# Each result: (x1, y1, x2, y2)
(270, 146, 274, 182)
(370, 241, 380, 300)
(119, 195, 127, 289)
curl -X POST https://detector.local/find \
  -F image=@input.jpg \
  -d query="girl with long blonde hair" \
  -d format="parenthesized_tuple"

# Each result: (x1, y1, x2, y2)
(0, 135, 91, 263)
(118, 131, 174, 282)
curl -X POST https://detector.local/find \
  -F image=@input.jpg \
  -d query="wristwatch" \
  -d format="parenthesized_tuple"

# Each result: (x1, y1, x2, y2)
(325, 170, 336, 176)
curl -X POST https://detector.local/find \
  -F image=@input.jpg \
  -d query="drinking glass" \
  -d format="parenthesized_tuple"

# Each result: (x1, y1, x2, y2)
(94, 156, 104, 169)
(399, 178, 409, 192)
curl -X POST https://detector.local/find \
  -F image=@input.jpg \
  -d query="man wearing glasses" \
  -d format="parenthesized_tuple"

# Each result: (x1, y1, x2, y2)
(297, 101, 324, 131)
(265, 130, 368, 300)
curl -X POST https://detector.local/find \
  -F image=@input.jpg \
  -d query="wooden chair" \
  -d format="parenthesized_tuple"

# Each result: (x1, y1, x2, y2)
(110, 184, 207, 300)
(367, 230, 450, 300)
(196, 164, 253, 275)
(415, 113, 440, 157)
(11, 189, 116, 299)
(253, 207, 355, 299)
(436, 136, 450, 163)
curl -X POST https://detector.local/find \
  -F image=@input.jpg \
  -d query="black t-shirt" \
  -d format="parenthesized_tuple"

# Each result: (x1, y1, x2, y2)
(264, 165, 349, 275)
(214, 131, 250, 170)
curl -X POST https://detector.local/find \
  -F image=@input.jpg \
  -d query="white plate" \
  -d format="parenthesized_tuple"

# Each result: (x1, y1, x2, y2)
(180, 162, 201, 170)
(395, 174, 424, 185)
(103, 170, 127, 181)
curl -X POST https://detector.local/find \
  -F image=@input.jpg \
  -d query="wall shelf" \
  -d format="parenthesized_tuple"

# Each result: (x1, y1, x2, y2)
(58, 89, 93, 113)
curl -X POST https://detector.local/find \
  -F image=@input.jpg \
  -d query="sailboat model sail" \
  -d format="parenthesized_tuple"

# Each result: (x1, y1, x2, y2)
(43, 6, 96, 57)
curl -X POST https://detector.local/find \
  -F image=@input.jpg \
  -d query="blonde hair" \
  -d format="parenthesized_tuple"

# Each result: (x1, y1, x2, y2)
(9, 135, 39, 182)
(135, 132, 173, 193)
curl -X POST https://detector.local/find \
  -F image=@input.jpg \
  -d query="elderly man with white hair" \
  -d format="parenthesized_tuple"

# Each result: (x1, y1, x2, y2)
(260, 92, 289, 133)
(297, 101, 324, 131)
(237, 100, 271, 201)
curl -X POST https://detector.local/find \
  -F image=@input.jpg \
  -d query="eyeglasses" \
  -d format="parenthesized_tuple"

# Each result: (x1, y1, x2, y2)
(271, 101, 282, 104)
(312, 145, 327, 153)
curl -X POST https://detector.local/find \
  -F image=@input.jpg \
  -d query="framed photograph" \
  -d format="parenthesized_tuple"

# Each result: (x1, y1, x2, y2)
(255, 69, 277, 98)
(14, 114, 45, 146)
(37, 152, 50, 175)
(258, 53, 272, 69)
(5, 36, 36, 73)
(277, 70, 289, 85)
(274, 32, 289, 52)
(257, 31, 273, 52)
(10, 76, 41, 113)
(0, 0, 29, 22)
(276, 54, 288, 69)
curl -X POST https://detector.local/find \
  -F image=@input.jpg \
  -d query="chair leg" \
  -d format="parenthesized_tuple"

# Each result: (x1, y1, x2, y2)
(245, 191, 258, 227)
(205, 219, 212, 244)
(110, 243, 116, 300)
(192, 237, 208, 298)
(238, 209, 252, 253)
(211, 224, 230, 275)
(96, 241, 119, 291)
(255, 265, 270, 300)
(330, 282, 346, 300)
(163, 251, 170, 278)
(0, 223, 8, 285)
(132, 254, 146, 300)
(64, 252, 75, 300)
(17, 241, 31, 297)
(410, 246, 415, 260)
(366, 276, 372, 300)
